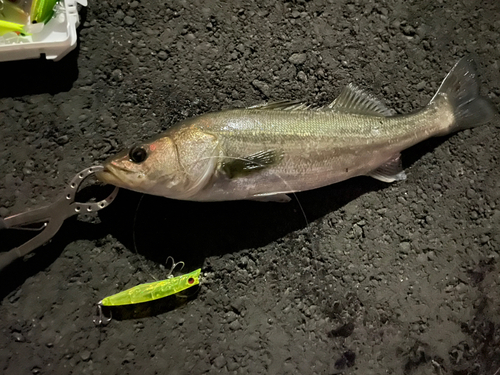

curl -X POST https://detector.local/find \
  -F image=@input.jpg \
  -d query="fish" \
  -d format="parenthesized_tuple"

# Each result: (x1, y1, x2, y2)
(97, 56, 496, 202)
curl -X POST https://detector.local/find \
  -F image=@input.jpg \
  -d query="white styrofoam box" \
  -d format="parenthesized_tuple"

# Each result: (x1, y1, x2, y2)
(0, 0, 87, 62)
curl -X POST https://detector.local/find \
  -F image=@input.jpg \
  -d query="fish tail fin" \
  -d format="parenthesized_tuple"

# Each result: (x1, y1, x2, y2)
(430, 55, 497, 131)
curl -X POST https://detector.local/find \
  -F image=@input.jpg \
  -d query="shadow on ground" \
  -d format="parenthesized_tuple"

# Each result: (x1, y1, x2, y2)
(100, 133, 448, 264)
(0, 50, 80, 98)
(0, 135, 447, 301)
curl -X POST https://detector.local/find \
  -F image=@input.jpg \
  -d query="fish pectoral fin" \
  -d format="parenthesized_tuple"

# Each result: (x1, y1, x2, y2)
(326, 83, 395, 117)
(222, 150, 283, 179)
(368, 153, 407, 183)
(249, 193, 292, 202)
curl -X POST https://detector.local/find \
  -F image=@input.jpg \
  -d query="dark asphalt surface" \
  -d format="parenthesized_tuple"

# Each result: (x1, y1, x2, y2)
(1, 1, 499, 374)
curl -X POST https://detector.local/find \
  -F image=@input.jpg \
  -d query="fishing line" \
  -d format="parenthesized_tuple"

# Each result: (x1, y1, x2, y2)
(131, 193, 161, 281)
(131, 196, 187, 281)
(190, 154, 310, 228)
(188, 154, 320, 277)
(130, 154, 317, 287)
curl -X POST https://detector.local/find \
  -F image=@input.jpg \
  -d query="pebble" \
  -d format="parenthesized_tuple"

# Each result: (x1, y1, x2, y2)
(7, 290, 21, 303)
(13, 332, 25, 342)
(239, 256, 248, 268)
(229, 320, 242, 330)
(401, 25, 416, 36)
(230, 298, 244, 314)
(416, 81, 426, 91)
(213, 355, 227, 369)
(226, 311, 237, 323)
(80, 350, 91, 361)
(353, 224, 363, 237)
(399, 242, 411, 253)
(0, 206, 9, 217)
(289, 53, 307, 65)
(111, 69, 124, 82)
(115, 9, 125, 20)
(297, 71, 307, 82)
(416, 253, 427, 263)
(466, 189, 476, 199)
(227, 360, 239, 371)
(480, 235, 489, 244)
(56, 135, 69, 145)
(252, 80, 270, 97)
(124, 16, 135, 25)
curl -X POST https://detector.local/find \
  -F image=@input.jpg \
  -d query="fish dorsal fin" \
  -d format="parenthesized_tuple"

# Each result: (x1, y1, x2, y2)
(248, 100, 310, 111)
(247, 85, 394, 115)
(327, 84, 394, 117)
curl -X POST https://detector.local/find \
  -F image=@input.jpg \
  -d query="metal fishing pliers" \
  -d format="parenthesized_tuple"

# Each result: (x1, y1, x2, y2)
(0, 166, 119, 272)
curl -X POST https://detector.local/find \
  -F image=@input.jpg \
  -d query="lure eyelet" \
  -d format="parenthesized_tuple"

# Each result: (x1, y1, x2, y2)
(129, 146, 148, 163)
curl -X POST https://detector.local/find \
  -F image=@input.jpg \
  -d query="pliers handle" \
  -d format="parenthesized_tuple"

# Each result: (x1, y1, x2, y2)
(0, 166, 119, 272)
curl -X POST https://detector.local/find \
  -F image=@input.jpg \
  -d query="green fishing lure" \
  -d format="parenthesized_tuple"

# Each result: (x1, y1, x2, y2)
(101, 268, 201, 306)
(30, 0, 58, 24)
(94, 268, 201, 325)
(0, 19, 30, 36)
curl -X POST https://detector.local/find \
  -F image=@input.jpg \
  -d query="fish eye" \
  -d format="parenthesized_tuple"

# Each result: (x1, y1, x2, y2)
(129, 146, 148, 163)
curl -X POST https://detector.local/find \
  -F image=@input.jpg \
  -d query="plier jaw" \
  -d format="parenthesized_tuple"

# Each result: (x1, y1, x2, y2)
(0, 166, 119, 272)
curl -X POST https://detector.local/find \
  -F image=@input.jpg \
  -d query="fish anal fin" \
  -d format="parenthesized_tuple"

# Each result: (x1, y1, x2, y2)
(222, 150, 283, 179)
(368, 153, 407, 183)
(327, 84, 395, 117)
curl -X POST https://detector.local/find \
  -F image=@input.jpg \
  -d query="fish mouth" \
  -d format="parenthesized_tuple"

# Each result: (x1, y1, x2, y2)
(95, 165, 130, 186)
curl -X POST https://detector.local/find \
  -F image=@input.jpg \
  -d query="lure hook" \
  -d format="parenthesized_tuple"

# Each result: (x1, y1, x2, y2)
(93, 302, 112, 326)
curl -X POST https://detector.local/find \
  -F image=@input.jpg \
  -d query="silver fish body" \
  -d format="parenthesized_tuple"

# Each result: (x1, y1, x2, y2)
(97, 56, 496, 202)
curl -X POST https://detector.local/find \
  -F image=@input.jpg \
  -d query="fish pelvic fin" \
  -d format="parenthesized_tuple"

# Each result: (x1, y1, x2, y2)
(430, 55, 497, 131)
